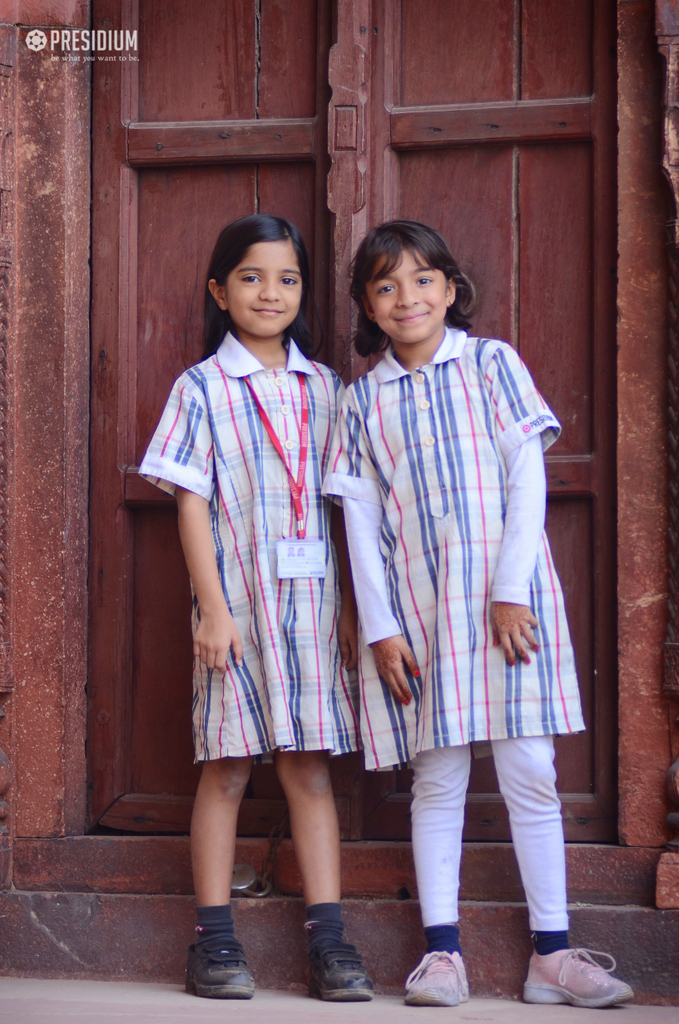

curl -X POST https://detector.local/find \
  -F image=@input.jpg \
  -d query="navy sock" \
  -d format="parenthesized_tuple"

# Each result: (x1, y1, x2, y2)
(195, 903, 235, 948)
(533, 930, 569, 956)
(305, 902, 344, 951)
(424, 923, 462, 956)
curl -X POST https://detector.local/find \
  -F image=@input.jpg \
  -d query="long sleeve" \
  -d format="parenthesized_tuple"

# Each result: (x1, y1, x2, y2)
(491, 434, 546, 606)
(343, 496, 402, 645)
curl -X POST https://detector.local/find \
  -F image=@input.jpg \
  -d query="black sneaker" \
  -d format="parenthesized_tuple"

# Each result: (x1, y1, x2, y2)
(185, 937, 255, 999)
(308, 940, 374, 1001)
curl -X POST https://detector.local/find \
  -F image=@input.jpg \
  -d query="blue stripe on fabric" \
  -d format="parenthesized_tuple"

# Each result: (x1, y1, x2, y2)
(174, 395, 204, 466)
(436, 360, 479, 739)
(351, 377, 391, 497)
(492, 347, 531, 423)
(233, 657, 270, 748)
(396, 374, 445, 744)
(281, 583, 304, 749)
(531, 562, 559, 733)
(475, 341, 508, 522)
(345, 407, 365, 479)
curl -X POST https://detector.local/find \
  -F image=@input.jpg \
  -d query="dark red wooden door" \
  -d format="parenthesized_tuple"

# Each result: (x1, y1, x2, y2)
(339, 0, 617, 841)
(88, 0, 348, 835)
(90, 0, 617, 844)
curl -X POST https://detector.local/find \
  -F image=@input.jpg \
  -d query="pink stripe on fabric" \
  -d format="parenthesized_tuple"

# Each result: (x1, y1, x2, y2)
(359, 659, 380, 765)
(204, 442, 214, 476)
(392, 485, 431, 670)
(542, 536, 572, 731)
(459, 367, 492, 736)
(376, 392, 397, 469)
(195, 656, 206, 759)
(160, 385, 186, 457)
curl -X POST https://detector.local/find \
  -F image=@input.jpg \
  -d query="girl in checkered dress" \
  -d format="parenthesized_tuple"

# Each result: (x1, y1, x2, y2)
(324, 220, 632, 1009)
(140, 215, 372, 1002)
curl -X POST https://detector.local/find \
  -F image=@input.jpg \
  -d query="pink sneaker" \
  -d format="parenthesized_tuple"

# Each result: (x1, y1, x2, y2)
(404, 950, 469, 1007)
(523, 948, 634, 1008)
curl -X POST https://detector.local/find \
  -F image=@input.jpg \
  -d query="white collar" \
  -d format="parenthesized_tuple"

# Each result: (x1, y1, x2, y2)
(372, 327, 468, 384)
(215, 331, 318, 378)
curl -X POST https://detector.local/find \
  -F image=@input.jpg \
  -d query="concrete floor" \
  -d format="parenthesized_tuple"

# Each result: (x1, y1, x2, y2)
(0, 980, 676, 1023)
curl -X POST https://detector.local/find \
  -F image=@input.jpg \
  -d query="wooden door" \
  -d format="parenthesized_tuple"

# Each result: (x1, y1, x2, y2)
(340, 0, 618, 841)
(90, 0, 617, 845)
(88, 0, 356, 835)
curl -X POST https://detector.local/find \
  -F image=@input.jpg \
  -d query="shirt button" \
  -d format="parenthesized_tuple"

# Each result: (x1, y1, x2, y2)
(284, 439, 295, 451)
(419, 400, 430, 410)
(424, 435, 435, 447)
(281, 405, 290, 415)
(415, 372, 425, 383)
(274, 376, 285, 387)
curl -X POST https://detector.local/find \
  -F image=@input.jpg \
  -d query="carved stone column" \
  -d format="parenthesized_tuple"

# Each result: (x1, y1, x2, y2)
(327, 0, 371, 381)
(656, 0, 679, 908)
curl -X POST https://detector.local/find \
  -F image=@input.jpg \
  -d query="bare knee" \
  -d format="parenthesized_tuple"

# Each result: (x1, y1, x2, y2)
(275, 751, 333, 799)
(200, 756, 251, 802)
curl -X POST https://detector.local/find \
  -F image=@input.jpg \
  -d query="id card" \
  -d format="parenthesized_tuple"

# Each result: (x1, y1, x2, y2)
(276, 539, 327, 579)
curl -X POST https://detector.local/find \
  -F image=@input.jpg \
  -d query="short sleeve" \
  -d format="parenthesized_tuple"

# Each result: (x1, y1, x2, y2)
(139, 377, 215, 500)
(483, 342, 561, 459)
(322, 387, 383, 506)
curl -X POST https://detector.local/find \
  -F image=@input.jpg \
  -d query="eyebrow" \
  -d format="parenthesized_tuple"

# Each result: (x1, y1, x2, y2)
(372, 264, 435, 282)
(238, 265, 301, 275)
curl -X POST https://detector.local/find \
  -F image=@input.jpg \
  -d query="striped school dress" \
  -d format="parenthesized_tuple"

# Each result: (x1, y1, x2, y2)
(140, 331, 360, 761)
(323, 327, 584, 771)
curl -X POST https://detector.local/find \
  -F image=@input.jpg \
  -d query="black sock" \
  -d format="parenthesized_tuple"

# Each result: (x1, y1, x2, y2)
(195, 903, 235, 949)
(305, 902, 344, 951)
(424, 923, 462, 956)
(533, 930, 569, 956)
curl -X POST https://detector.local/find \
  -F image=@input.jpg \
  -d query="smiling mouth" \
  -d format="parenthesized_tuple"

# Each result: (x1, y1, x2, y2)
(253, 308, 282, 315)
(396, 312, 428, 323)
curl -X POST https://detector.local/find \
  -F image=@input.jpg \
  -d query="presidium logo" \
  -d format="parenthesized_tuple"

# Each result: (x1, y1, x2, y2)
(24, 27, 138, 60)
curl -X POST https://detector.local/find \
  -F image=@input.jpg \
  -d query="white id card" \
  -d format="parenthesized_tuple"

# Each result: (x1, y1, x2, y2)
(276, 539, 327, 579)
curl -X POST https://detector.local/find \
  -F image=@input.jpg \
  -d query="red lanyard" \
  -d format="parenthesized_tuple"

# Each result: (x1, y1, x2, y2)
(243, 373, 309, 539)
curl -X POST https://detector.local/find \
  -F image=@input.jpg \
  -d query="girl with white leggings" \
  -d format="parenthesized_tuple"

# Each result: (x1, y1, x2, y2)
(324, 219, 633, 1009)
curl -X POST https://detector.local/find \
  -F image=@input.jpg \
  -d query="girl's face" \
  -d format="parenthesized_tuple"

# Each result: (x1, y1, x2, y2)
(362, 248, 455, 352)
(208, 240, 303, 349)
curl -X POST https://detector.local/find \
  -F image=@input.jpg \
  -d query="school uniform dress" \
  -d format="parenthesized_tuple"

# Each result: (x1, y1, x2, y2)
(140, 332, 360, 761)
(323, 327, 584, 771)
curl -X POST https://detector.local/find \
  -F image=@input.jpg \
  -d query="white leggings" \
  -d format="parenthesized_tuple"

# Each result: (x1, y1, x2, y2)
(411, 736, 568, 932)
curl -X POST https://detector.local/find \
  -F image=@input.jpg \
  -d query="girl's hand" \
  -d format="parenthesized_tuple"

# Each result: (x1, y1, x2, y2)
(338, 599, 359, 671)
(370, 635, 419, 705)
(194, 607, 243, 672)
(491, 602, 539, 666)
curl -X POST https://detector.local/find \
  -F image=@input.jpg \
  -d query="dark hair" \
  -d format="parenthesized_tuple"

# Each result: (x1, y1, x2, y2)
(203, 214, 313, 359)
(350, 220, 476, 357)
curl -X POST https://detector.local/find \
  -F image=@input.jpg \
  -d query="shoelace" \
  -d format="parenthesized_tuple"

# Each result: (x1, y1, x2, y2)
(406, 951, 461, 989)
(558, 948, 617, 988)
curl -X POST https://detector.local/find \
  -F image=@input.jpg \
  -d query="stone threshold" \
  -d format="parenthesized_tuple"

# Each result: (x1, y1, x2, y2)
(13, 835, 662, 904)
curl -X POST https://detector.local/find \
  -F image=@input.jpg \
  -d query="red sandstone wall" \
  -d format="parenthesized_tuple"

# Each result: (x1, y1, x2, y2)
(617, 0, 674, 847)
(0, 0, 675, 855)
(5, 3, 90, 839)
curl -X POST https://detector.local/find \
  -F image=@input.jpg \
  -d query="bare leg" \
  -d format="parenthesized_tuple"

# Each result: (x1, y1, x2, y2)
(274, 750, 341, 905)
(190, 756, 252, 906)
